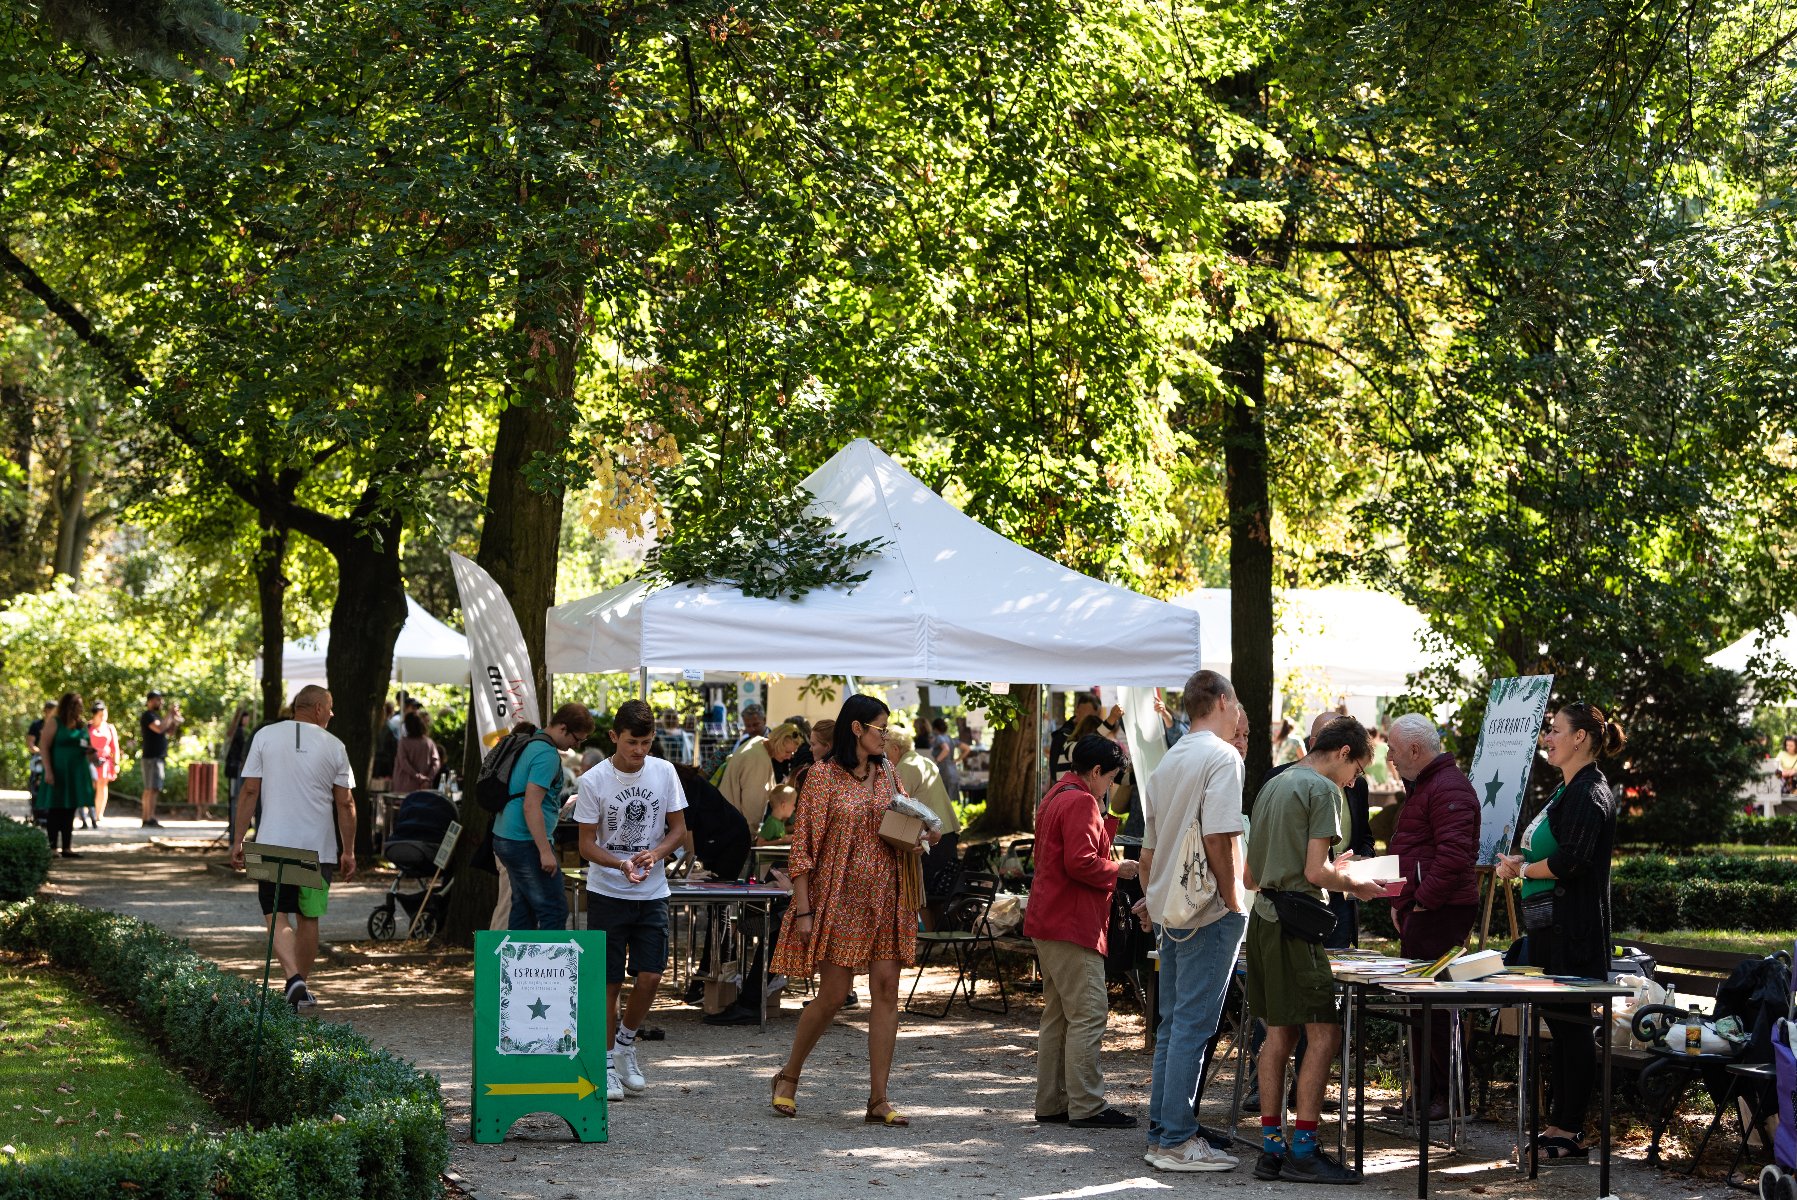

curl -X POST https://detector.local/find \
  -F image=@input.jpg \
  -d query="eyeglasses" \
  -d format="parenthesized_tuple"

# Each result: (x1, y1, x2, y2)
(860, 723, 889, 736)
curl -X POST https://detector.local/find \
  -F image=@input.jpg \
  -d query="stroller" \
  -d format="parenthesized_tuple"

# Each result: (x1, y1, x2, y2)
(368, 791, 459, 941)
(1761, 1016, 1796, 1200)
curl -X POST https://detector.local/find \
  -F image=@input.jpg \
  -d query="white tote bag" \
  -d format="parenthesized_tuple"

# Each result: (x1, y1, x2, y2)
(1158, 819, 1217, 940)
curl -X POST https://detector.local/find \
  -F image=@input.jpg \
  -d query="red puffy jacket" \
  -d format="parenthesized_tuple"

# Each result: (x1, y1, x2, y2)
(1389, 752, 1480, 924)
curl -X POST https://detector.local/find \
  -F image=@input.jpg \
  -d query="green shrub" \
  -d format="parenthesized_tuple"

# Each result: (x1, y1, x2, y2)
(1610, 855, 1797, 932)
(0, 901, 447, 1200)
(0, 816, 50, 901)
(1618, 811, 1797, 848)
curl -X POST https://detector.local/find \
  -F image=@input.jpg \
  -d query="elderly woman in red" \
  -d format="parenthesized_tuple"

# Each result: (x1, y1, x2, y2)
(1025, 734, 1141, 1128)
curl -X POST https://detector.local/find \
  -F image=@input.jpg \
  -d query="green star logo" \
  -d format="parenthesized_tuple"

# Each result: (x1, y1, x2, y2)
(528, 998, 550, 1019)
(1483, 774, 1504, 808)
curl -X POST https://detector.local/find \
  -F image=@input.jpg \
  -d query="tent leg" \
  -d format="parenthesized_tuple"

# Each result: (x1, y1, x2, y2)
(638, 667, 649, 701)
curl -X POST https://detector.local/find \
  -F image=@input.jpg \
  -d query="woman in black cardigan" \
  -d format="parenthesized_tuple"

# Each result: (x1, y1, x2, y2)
(1496, 701, 1626, 1161)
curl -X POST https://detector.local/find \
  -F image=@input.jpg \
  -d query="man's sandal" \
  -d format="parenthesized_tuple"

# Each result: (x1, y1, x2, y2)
(865, 1096, 909, 1127)
(770, 1071, 800, 1117)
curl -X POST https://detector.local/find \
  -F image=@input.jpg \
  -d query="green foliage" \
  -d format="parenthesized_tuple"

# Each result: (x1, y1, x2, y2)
(645, 500, 887, 601)
(0, 817, 50, 901)
(32, 0, 259, 80)
(0, 901, 447, 1200)
(1611, 854, 1797, 932)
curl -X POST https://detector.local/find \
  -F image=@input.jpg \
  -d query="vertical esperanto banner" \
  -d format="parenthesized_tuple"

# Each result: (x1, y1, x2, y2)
(472, 930, 607, 1143)
(1468, 675, 1555, 866)
(451, 551, 541, 748)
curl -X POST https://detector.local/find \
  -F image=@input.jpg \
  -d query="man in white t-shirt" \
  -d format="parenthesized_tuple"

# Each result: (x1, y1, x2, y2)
(229, 685, 356, 1013)
(575, 699, 688, 1101)
(1138, 669, 1249, 1173)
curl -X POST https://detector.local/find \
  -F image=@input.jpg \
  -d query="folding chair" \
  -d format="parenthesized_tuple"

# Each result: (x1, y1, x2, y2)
(905, 871, 1009, 1018)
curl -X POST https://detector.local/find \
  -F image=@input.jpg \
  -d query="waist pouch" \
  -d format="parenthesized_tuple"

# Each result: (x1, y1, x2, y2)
(1520, 891, 1556, 932)
(1263, 887, 1337, 944)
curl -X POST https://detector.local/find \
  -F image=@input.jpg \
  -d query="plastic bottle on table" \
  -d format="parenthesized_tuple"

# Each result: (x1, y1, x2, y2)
(1684, 1005, 1703, 1055)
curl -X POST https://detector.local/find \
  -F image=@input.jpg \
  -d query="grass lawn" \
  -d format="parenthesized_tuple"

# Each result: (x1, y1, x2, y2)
(1619, 928, 1797, 958)
(0, 961, 216, 1161)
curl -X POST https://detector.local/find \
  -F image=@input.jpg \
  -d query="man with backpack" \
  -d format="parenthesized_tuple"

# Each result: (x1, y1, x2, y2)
(1138, 669, 1248, 1173)
(487, 703, 595, 930)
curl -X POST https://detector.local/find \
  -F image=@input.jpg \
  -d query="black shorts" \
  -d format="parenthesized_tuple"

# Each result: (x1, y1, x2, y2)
(586, 894, 670, 983)
(258, 864, 335, 917)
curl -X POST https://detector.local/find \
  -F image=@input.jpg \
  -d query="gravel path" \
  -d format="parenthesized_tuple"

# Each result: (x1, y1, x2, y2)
(9, 801, 1712, 1200)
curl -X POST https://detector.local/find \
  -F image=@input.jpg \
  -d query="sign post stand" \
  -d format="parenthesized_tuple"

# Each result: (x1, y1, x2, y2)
(472, 930, 608, 1143)
(406, 820, 462, 939)
(239, 841, 325, 1121)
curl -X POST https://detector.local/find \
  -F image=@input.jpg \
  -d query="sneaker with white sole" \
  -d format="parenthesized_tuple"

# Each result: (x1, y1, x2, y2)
(605, 1059, 624, 1101)
(614, 1043, 646, 1093)
(764, 974, 787, 998)
(1150, 1135, 1239, 1172)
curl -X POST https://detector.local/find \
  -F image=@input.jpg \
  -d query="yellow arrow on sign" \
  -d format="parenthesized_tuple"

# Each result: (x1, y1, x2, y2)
(483, 1077, 596, 1101)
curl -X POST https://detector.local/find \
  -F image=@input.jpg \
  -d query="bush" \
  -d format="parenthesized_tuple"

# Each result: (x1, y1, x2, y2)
(0, 816, 50, 901)
(1618, 810, 1797, 848)
(0, 901, 447, 1200)
(1610, 854, 1797, 932)
(1609, 664, 1763, 847)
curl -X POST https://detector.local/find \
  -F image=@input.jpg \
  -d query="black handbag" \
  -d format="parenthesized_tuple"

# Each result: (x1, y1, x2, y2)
(1520, 890, 1555, 932)
(1263, 887, 1339, 944)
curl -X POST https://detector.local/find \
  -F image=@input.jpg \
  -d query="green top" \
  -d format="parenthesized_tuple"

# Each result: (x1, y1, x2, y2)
(40, 723, 95, 811)
(757, 813, 787, 841)
(1521, 785, 1563, 899)
(1247, 765, 1342, 922)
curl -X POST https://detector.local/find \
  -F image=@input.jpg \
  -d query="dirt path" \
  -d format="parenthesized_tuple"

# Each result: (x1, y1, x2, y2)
(14, 805, 1714, 1200)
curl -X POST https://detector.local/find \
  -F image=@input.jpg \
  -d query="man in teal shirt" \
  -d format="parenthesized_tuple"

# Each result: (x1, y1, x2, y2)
(491, 704, 594, 930)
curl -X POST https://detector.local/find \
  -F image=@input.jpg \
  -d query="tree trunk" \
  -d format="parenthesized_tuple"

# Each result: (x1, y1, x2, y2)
(255, 520, 289, 721)
(971, 688, 1041, 834)
(0, 385, 31, 602)
(317, 513, 408, 859)
(1224, 320, 1276, 805)
(52, 454, 93, 581)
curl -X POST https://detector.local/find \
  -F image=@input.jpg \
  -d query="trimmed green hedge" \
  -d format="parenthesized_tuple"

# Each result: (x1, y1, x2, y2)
(1612, 854, 1797, 932)
(1619, 811, 1797, 848)
(0, 816, 51, 901)
(0, 901, 447, 1199)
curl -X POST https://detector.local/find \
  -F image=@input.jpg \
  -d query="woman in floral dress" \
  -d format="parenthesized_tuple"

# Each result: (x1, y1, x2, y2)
(770, 694, 931, 1126)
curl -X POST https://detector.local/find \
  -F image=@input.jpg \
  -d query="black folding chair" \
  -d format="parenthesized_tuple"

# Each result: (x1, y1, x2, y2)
(905, 871, 1010, 1018)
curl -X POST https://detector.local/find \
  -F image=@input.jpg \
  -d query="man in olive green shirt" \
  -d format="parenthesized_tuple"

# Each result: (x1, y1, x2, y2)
(1242, 718, 1385, 1186)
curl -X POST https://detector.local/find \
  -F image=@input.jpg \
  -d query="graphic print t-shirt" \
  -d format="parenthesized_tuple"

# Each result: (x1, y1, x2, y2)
(573, 756, 687, 901)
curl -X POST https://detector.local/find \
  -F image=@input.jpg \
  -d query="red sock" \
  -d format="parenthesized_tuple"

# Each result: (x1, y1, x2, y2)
(1294, 1119, 1319, 1132)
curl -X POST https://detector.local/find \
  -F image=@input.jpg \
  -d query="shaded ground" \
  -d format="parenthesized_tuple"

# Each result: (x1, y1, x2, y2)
(6, 798, 1731, 1200)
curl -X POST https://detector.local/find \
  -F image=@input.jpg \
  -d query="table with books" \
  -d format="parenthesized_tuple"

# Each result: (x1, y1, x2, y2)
(1328, 948, 1632, 1200)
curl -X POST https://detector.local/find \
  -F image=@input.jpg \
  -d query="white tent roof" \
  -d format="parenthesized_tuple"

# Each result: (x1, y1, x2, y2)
(254, 596, 472, 687)
(1169, 586, 1456, 696)
(1707, 618, 1797, 675)
(547, 439, 1203, 685)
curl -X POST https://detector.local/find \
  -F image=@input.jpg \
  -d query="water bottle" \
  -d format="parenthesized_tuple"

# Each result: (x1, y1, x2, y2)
(1684, 1005, 1703, 1055)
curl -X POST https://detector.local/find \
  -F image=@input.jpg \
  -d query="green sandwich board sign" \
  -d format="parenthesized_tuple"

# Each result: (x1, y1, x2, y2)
(472, 930, 608, 1143)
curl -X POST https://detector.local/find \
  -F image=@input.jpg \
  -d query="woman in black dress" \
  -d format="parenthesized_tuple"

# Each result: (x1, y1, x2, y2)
(1496, 701, 1627, 1161)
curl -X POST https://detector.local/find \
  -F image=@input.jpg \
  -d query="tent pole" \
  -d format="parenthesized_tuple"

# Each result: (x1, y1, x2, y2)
(1036, 684, 1046, 799)
(638, 667, 649, 701)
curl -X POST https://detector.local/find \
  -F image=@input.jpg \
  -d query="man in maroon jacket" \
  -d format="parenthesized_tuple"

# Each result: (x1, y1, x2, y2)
(1385, 713, 1480, 1122)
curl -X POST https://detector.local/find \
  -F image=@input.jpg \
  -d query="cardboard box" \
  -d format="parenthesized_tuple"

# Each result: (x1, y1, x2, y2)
(879, 809, 926, 852)
(702, 978, 740, 1015)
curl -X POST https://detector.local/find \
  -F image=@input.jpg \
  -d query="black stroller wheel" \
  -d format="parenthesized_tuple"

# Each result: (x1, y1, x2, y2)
(410, 909, 438, 941)
(368, 907, 397, 941)
(1760, 1166, 1779, 1200)
(1775, 1170, 1797, 1200)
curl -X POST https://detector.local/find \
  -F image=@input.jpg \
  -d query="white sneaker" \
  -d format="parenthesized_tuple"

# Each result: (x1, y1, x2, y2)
(1143, 1148, 1163, 1165)
(605, 1055, 624, 1101)
(615, 1043, 646, 1093)
(1149, 1136, 1238, 1172)
(764, 974, 788, 998)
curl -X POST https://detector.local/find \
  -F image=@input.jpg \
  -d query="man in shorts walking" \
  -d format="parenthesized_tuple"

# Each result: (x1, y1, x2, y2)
(230, 685, 356, 1012)
(575, 700, 688, 1101)
(138, 690, 182, 828)
(1243, 716, 1385, 1184)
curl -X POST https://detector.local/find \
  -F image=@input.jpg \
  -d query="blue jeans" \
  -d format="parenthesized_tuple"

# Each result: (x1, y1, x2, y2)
(492, 835, 568, 931)
(1147, 911, 1248, 1150)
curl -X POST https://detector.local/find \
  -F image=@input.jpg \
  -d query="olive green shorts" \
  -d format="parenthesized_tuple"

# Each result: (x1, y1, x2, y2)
(1245, 911, 1338, 1028)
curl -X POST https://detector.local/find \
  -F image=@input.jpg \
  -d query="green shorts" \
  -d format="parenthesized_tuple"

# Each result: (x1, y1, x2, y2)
(1245, 910, 1337, 1028)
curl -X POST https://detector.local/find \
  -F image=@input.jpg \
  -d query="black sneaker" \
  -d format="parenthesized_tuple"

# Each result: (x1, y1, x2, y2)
(284, 978, 316, 1012)
(141, 819, 162, 828)
(701, 1004, 758, 1026)
(1034, 1112, 1069, 1123)
(1281, 1148, 1361, 1184)
(1069, 1108, 1138, 1129)
(1253, 1151, 1284, 1181)
(682, 980, 705, 1005)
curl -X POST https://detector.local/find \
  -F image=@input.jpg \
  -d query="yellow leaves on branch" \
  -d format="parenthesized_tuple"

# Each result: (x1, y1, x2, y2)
(581, 427, 682, 539)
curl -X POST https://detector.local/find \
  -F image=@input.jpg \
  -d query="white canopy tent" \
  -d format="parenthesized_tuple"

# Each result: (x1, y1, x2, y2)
(1169, 586, 1459, 697)
(546, 439, 1203, 685)
(1707, 618, 1797, 677)
(254, 596, 473, 690)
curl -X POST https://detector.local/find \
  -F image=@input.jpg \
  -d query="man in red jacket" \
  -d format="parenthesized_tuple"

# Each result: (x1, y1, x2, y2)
(1385, 713, 1481, 1122)
(1024, 735, 1140, 1129)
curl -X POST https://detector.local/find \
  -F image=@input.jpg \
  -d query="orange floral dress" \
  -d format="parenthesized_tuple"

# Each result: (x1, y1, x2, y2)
(771, 759, 916, 975)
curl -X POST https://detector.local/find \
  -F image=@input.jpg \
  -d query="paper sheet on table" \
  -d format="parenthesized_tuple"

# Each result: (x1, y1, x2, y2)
(1339, 854, 1402, 884)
